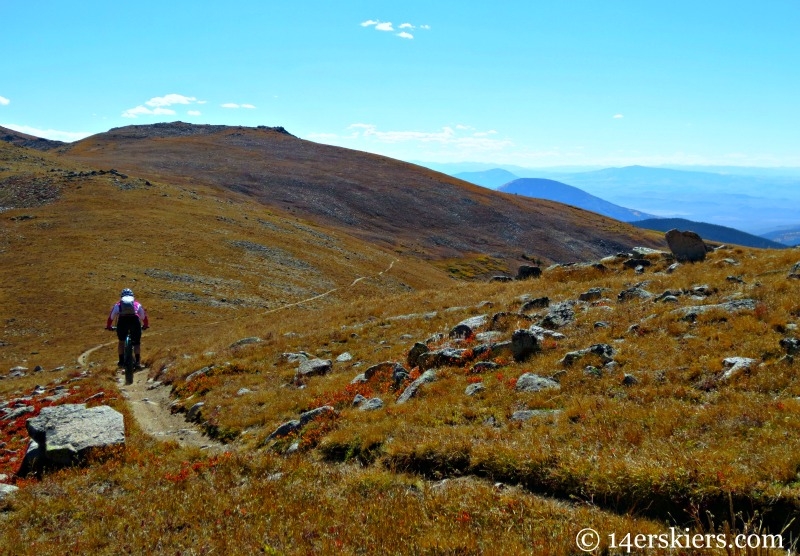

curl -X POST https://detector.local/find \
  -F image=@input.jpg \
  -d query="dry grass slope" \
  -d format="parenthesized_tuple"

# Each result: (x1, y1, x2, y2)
(2, 136, 799, 554)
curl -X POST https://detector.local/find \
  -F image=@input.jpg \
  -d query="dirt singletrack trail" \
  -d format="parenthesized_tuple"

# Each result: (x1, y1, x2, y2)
(77, 258, 399, 450)
(117, 367, 224, 451)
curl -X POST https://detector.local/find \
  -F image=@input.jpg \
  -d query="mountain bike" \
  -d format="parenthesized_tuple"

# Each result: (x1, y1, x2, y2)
(110, 326, 136, 385)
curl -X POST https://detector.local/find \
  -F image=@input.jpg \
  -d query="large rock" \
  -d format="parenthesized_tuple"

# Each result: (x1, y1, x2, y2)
(396, 370, 437, 404)
(516, 265, 542, 280)
(721, 357, 757, 381)
(540, 301, 575, 329)
(780, 337, 800, 355)
(673, 299, 757, 321)
(296, 358, 332, 379)
(449, 315, 488, 339)
(511, 329, 540, 362)
(665, 229, 709, 262)
(515, 373, 560, 393)
(21, 404, 124, 474)
(417, 349, 468, 370)
(407, 342, 429, 369)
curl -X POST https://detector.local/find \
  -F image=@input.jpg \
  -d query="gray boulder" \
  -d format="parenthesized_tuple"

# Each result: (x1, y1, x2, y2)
(449, 315, 488, 339)
(0, 483, 19, 500)
(673, 299, 757, 321)
(515, 373, 560, 393)
(520, 297, 550, 312)
(229, 336, 261, 348)
(579, 288, 605, 302)
(540, 302, 575, 329)
(665, 229, 709, 262)
(264, 405, 337, 444)
(465, 383, 485, 396)
(396, 370, 437, 404)
(417, 349, 468, 370)
(296, 358, 332, 379)
(721, 357, 757, 381)
(21, 404, 124, 473)
(407, 342, 429, 369)
(359, 398, 384, 411)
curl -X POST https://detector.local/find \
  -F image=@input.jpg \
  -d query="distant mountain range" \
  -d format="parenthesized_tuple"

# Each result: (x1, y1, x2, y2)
(760, 225, 800, 247)
(445, 163, 800, 234)
(497, 178, 655, 222)
(453, 169, 519, 189)
(632, 218, 787, 249)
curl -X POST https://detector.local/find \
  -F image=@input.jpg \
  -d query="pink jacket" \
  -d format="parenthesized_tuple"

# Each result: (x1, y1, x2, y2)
(106, 299, 149, 329)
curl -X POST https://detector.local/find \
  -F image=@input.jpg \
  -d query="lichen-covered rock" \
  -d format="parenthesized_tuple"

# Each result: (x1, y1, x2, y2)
(396, 370, 437, 404)
(296, 358, 332, 379)
(515, 373, 560, 393)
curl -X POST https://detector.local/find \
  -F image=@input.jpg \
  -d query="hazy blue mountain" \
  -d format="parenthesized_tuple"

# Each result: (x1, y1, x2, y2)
(453, 168, 519, 189)
(760, 225, 800, 246)
(633, 218, 787, 249)
(538, 166, 800, 233)
(498, 178, 655, 222)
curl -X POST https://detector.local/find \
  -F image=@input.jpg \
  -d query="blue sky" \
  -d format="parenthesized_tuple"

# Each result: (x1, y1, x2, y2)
(2, 1, 799, 167)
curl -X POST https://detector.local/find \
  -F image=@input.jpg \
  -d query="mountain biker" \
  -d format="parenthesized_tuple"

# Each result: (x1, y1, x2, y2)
(105, 288, 149, 367)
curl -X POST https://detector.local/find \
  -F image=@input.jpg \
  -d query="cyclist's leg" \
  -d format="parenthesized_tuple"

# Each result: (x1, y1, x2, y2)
(130, 319, 143, 365)
(115, 323, 126, 365)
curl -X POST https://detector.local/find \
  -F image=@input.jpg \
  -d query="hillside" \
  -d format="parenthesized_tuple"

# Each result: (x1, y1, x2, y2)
(634, 218, 787, 249)
(498, 177, 655, 222)
(453, 168, 519, 189)
(0, 125, 65, 151)
(762, 225, 800, 247)
(57, 122, 664, 267)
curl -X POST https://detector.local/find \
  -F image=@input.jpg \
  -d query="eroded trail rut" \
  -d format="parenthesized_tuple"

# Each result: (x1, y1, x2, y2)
(118, 368, 223, 451)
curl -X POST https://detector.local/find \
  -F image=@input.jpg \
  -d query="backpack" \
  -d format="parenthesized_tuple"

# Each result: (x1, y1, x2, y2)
(119, 296, 137, 317)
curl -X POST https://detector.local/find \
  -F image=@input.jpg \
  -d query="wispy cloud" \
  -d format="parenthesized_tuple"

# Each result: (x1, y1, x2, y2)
(187, 110, 202, 116)
(221, 103, 256, 109)
(0, 123, 92, 142)
(361, 19, 429, 38)
(122, 94, 202, 118)
(613, 114, 624, 119)
(0, 96, 9, 106)
(311, 124, 512, 152)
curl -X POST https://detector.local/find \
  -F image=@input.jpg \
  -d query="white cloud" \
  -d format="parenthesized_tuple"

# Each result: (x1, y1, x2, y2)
(221, 103, 256, 109)
(399, 23, 414, 29)
(122, 93, 202, 118)
(0, 96, 9, 106)
(361, 19, 379, 27)
(0, 123, 92, 142)
(187, 110, 202, 116)
(613, 114, 624, 119)
(420, 24, 431, 30)
(241, 103, 256, 109)
(375, 22, 394, 32)
(362, 20, 429, 38)
(397, 32, 413, 39)
(145, 94, 197, 107)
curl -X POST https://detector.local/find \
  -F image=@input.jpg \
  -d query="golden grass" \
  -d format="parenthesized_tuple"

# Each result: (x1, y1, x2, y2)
(2, 140, 799, 553)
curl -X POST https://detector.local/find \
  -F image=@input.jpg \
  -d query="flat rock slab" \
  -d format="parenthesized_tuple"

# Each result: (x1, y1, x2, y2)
(25, 404, 124, 468)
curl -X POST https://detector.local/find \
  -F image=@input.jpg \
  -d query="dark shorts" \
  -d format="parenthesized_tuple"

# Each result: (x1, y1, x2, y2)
(116, 316, 142, 345)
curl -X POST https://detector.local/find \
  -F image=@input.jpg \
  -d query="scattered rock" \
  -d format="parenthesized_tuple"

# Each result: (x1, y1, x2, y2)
(561, 344, 616, 367)
(0, 484, 19, 500)
(579, 288, 605, 302)
(491, 275, 513, 282)
(264, 406, 337, 443)
(475, 331, 503, 343)
(470, 361, 500, 373)
(520, 297, 549, 312)
(780, 338, 799, 355)
(230, 337, 261, 348)
(623, 258, 651, 269)
(465, 383, 485, 396)
(618, 286, 652, 302)
(407, 342, 429, 369)
(417, 349, 468, 370)
(296, 358, 332, 379)
(359, 398, 384, 411)
(540, 302, 575, 329)
(665, 229, 709, 262)
(20, 404, 125, 475)
(187, 402, 205, 422)
(450, 315, 488, 339)
(515, 373, 560, 393)
(396, 370, 437, 404)
(336, 352, 353, 363)
(237, 388, 252, 396)
(516, 265, 542, 280)
(673, 299, 758, 321)
(622, 374, 639, 386)
(666, 263, 681, 274)
(510, 409, 561, 422)
(511, 329, 541, 362)
(720, 357, 757, 381)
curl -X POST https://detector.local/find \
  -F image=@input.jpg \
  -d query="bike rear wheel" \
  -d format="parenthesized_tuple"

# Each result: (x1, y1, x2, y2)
(124, 335, 135, 385)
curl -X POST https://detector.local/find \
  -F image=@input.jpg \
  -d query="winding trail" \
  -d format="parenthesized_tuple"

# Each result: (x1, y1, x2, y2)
(77, 257, 399, 448)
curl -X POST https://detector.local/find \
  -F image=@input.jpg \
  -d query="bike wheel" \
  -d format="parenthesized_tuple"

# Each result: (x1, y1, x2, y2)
(124, 336, 135, 385)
